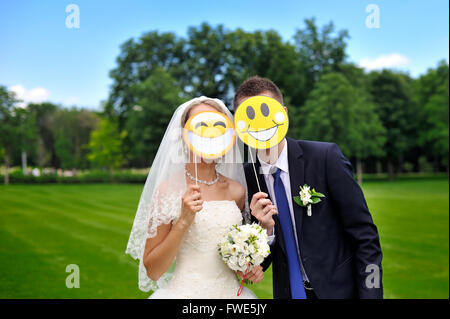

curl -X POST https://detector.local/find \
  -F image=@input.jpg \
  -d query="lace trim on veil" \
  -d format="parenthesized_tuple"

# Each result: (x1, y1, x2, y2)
(127, 188, 183, 292)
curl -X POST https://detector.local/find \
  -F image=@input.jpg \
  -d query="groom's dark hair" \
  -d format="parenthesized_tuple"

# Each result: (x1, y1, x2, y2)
(233, 76, 284, 110)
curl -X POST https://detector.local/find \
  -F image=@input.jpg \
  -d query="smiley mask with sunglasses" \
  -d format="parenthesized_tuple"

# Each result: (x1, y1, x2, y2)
(234, 95, 289, 149)
(183, 111, 236, 160)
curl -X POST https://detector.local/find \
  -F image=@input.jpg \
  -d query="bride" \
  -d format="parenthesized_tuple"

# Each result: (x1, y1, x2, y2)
(126, 96, 264, 298)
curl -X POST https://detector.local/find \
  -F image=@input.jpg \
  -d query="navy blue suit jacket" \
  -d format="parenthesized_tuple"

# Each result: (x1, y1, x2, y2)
(244, 138, 383, 299)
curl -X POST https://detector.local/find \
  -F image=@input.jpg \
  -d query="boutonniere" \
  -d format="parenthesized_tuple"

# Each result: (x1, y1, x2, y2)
(293, 184, 325, 216)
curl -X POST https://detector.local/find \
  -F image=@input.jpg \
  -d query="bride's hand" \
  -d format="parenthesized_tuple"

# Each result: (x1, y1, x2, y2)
(179, 184, 203, 227)
(238, 265, 264, 284)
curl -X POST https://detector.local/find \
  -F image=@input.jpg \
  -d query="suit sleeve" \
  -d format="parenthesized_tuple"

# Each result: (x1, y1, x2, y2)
(326, 143, 383, 299)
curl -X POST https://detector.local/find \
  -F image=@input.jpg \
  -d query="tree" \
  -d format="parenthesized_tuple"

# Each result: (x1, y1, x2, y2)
(293, 18, 350, 105)
(296, 73, 385, 184)
(225, 28, 306, 108)
(0, 86, 20, 184)
(0, 147, 4, 170)
(368, 70, 419, 180)
(28, 102, 58, 168)
(52, 108, 99, 169)
(106, 23, 307, 118)
(415, 60, 449, 172)
(126, 67, 183, 166)
(87, 118, 127, 171)
(105, 31, 187, 128)
(337, 63, 371, 90)
(421, 78, 449, 171)
(184, 23, 231, 103)
(14, 107, 38, 174)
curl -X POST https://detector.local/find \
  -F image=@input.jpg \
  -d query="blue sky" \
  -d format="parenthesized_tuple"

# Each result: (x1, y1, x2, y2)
(0, 0, 448, 109)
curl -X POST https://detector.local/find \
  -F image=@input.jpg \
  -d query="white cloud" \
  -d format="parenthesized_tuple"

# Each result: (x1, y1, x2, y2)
(358, 53, 411, 71)
(9, 84, 51, 107)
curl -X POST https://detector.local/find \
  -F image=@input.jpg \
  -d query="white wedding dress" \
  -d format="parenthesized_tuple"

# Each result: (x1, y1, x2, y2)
(149, 200, 257, 299)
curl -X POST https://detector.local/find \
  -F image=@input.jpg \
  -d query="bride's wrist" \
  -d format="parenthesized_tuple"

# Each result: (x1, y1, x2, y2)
(174, 218, 191, 231)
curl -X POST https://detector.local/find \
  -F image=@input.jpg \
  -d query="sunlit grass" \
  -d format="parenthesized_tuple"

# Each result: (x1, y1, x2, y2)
(0, 178, 448, 298)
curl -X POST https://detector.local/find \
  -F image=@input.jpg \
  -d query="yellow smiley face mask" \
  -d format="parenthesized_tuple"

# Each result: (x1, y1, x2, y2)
(183, 111, 236, 159)
(234, 96, 289, 149)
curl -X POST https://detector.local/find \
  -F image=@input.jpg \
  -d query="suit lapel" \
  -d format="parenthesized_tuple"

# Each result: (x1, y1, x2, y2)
(286, 138, 305, 247)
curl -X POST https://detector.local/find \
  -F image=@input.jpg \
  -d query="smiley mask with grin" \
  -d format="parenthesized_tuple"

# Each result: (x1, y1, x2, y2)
(234, 95, 288, 149)
(183, 110, 236, 160)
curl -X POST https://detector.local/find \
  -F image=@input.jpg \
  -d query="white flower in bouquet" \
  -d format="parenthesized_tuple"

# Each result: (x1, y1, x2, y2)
(217, 223, 271, 273)
(300, 186, 313, 205)
(228, 255, 239, 270)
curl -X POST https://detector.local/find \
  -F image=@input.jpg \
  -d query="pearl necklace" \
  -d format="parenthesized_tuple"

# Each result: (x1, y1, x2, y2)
(185, 167, 219, 186)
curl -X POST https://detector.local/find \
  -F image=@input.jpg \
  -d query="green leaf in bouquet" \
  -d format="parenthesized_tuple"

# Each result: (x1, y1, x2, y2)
(311, 197, 322, 204)
(310, 188, 325, 197)
(313, 191, 325, 197)
(293, 196, 305, 207)
(243, 278, 253, 285)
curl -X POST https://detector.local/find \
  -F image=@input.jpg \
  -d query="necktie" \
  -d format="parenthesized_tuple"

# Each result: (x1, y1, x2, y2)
(272, 167, 306, 299)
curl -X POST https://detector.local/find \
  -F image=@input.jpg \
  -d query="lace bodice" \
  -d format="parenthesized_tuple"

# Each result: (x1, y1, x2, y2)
(149, 200, 256, 299)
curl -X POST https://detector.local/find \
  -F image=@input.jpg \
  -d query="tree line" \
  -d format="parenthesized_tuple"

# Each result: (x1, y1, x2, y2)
(1, 19, 448, 184)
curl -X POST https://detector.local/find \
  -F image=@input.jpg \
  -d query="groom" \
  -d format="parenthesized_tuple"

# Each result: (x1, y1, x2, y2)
(235, 76, 383, 299)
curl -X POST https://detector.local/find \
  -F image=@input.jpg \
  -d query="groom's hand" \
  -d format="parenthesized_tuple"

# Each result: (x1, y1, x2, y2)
(250, 192, 277, 235)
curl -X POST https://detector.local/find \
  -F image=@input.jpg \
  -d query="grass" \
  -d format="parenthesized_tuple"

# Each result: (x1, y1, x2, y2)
(0, 178, 448, 299)
(361, 178, 449, 299)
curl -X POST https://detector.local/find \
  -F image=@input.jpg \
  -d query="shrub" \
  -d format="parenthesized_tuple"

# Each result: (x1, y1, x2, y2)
(0, 168, 148, 184)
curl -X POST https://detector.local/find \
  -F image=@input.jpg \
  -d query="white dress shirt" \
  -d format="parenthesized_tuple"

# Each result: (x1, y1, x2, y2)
(257, 139, 309, 281)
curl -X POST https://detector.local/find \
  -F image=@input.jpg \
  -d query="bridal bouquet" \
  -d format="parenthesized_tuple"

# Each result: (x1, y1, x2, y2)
(218, 223, 270, 295)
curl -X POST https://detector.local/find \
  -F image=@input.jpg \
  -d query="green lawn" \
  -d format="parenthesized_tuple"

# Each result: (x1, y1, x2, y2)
(0, 178, 448, 299)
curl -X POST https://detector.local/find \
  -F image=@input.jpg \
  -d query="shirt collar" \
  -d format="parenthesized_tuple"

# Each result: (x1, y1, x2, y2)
(257, 139, 289, 176)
